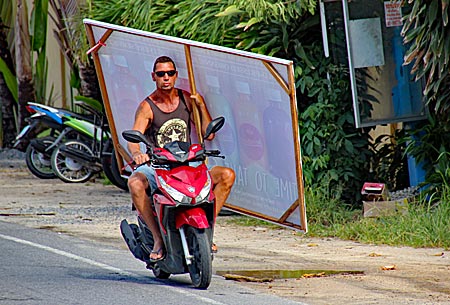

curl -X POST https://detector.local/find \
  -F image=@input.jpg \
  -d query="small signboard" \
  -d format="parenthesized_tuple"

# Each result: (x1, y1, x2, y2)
(384, 1, 403, 27)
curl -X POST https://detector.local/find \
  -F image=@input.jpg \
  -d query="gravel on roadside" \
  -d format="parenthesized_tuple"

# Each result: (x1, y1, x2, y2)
(0, 148, 26, 168)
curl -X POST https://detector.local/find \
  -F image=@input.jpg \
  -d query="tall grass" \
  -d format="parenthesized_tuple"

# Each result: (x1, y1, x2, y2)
(227, 186, 450, 249)
(306, 187, 450, 249)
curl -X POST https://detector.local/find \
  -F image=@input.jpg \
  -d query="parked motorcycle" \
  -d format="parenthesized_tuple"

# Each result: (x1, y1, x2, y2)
(13, 102, 85, 179)
(120, 117, 225, 289)
(50, 100, 128, 190)
(13, 101, 128, 190)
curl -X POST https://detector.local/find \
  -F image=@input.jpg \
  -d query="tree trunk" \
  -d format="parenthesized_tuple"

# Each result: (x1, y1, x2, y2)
(0, 19, 17, 148)
(78, 59, 102, 102)
(15, 0, 36, 131)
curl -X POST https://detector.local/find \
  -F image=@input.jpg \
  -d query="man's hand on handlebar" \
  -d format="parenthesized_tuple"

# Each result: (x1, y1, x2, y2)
(132, 151, 150, 166)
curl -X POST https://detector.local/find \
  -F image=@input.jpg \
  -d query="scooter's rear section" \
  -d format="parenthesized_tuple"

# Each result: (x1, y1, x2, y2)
(120, 216, 152, 263)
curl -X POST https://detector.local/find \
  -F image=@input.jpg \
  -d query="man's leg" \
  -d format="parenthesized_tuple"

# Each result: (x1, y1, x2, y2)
(210, 166, 235, 217)
(128, 172, 164, 260)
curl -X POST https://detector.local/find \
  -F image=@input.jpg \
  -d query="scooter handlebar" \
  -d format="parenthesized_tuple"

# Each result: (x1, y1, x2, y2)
(205, 150, 225, 159)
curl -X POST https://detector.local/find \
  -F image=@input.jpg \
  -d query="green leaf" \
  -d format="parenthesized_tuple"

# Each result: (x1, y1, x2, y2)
(31, 0, 49, 51)
(215, 5, 243, 17)
(70, 70, 81, 89)
(295, 44, 315, 69)
(344, 139, 354, 153)
(0, 57, 18, 103)
(74, 95, 103, 112)
(244, 17, 262, 31)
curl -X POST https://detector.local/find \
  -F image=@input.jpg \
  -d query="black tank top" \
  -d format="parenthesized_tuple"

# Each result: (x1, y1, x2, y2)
(144, 89, 191, 148)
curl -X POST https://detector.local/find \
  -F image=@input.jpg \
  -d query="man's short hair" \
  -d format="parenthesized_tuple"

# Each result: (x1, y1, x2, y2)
(153, 56, 176, 71)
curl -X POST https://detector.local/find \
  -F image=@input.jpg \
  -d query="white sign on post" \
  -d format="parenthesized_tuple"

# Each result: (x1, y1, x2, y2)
(384, 1, 403, 27)
(84, 19, 307, 231)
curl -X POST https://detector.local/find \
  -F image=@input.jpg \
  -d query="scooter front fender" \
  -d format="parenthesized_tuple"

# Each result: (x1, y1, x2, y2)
(175, 207, 209, 229)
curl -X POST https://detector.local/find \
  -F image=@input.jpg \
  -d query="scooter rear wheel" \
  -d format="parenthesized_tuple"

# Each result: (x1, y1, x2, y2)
(152, 264, 171, 279)
(185, 226, 212, 289)
(51, 140, 94, 183)
(25, 137, 57, 179)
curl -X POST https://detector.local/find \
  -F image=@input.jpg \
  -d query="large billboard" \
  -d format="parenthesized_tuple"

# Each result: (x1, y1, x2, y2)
(84, 19, 307, 231)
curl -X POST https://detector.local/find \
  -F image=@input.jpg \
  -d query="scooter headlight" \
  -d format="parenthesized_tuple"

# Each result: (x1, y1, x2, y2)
(158, 176, 192, 204)
(195, 173, 212, 202)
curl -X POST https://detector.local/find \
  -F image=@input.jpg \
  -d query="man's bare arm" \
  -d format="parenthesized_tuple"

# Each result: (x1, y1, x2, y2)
(190, 92, 213, 140)
(128, 101, 152, 164)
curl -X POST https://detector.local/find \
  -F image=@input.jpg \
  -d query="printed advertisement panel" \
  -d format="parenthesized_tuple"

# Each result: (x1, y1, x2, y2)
(84, 19, 306, 231)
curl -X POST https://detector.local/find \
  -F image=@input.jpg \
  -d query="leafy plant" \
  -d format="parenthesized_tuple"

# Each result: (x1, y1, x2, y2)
(402, 0, 450, 114)
(0, 1, 17, 147)
(0, 56, 17, 102)
(303, 187, 357, 235)
(298, 44, 374, 202)
(31, 0, 50, 105)
(51, 0, 102, 103)
(214, 3, 374, 202)
(370, 129, 409, 191)
(401, 112, 450, 197)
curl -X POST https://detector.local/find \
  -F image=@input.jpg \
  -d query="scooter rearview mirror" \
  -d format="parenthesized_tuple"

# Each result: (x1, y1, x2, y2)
(122, 130, 152, 147)
(204, 116, 225, 140)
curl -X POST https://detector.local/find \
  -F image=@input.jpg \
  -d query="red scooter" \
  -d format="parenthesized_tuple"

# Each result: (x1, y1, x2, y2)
(120, 117, 225, 289)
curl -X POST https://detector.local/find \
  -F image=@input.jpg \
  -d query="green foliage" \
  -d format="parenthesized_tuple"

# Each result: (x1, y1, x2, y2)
(402, 0, 450, 114)
(370, 129, 409, 191)
(22, 0, 50, 104)
(31, 0, 48, 51)
(402, 113, 450, 197)
(304, 187, 357, 235)
(228, 185, 450, 249)
(298, 44, 373, 202)
(401, 1, 450, 197)
(0, 57, 17, 102)
(0, 1, 16, 103)
(74, 95, 103, 113)
(215, 3, 373, 202)
(225, 214, 282, 230)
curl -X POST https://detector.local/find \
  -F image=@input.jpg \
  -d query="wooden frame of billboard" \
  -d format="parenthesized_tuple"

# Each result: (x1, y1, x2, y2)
(84, 19, 307, 232)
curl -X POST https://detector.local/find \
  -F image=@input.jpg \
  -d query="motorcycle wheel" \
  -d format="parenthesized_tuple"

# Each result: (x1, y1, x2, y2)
(25, 137, 57, 179)
(101, 140, 128, 191)
(51, 140, 94, 183)
(185, 226, 212, 289)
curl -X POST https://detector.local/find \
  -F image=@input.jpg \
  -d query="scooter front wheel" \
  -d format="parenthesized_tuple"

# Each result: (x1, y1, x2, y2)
(51, 140, 94, 183)
(185, 226, 212, 289)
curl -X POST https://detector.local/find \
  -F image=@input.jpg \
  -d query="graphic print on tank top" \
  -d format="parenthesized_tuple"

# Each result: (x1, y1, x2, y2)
(156, 118, 188, 147)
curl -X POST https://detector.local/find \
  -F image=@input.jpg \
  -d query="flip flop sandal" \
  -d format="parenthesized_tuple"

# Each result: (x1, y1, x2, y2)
(149, 248, 165, 262)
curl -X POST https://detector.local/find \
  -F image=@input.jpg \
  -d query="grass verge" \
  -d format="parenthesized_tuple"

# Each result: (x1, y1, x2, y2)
(225, 187, 450, 249)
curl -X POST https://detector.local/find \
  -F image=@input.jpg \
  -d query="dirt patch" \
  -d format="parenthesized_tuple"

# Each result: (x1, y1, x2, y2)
(0, 164, 449, 305)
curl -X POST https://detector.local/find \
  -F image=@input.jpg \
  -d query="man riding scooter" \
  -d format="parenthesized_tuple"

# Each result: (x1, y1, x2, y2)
(127, 56, 235, 261)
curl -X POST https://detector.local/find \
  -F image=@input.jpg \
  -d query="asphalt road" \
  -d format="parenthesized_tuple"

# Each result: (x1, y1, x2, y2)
(0, 221, 307, 305)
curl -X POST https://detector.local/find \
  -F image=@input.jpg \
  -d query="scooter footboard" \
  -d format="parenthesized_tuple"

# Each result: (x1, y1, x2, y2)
(159, 227, 186, 273)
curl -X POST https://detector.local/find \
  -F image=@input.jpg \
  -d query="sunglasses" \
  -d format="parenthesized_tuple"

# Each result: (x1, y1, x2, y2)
(155, 70, 177, 77)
